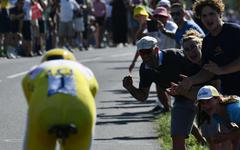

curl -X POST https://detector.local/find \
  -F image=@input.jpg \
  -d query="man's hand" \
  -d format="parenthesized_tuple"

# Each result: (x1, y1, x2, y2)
(203, 61, 224, 75)
(122, 75, 133, 90)
(166, 82, 179, 96)
(176, 74, 193, 94)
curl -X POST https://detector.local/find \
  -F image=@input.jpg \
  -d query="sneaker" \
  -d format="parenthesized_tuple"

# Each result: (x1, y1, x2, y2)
(151, 105, 163, 112)
(151, 105, 170, 114)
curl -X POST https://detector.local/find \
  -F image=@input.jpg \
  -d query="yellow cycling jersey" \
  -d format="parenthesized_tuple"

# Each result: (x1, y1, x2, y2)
(22, 60, 99, 105)
(22, 60, 99, 150)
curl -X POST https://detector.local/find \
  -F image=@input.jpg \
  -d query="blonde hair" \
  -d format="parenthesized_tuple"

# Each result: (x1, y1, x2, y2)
(197, 95, 239, 126)
(220, 95, 239, 104)
(182, 29, 204, 44)
(193, 0, 225, 19)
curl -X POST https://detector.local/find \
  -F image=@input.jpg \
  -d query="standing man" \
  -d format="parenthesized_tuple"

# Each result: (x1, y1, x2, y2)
(58, 0, 80, 48)
(22, 48, 99, 150)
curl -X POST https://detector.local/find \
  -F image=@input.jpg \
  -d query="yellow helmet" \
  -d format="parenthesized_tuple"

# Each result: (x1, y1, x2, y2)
(41, 48, 76, 62)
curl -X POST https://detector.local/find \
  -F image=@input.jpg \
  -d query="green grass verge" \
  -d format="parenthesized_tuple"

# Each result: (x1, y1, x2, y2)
(155, 112, 208, 150)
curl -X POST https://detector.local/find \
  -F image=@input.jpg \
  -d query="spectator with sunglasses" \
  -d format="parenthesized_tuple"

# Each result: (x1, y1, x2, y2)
(129, 5, 173, 113)
(122, 36, 206, 149)
(159, 2, 205, 48)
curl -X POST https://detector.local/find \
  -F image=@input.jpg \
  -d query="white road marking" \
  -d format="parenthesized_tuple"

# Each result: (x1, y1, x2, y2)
(3, 139, 22, 143)
(110, 53, 132, 58)
(5, 53, 132, 80)
(7, 71, 28, 79)
(80, 57, 102, 62)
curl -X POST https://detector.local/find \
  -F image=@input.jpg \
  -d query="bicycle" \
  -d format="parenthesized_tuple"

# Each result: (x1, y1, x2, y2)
(48, 124, 78, 150)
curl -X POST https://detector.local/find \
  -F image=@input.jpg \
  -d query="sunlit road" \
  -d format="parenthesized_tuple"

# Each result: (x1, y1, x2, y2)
(0, 45, 161, 150)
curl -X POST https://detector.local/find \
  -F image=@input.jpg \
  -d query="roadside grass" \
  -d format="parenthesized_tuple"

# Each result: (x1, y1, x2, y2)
(155, 112, 208, 150)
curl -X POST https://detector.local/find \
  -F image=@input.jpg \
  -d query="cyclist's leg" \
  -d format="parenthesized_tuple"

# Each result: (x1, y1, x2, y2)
(23, 118, 56, 150)
(64, 129, 93, 150)
(63, 100, 95, 150)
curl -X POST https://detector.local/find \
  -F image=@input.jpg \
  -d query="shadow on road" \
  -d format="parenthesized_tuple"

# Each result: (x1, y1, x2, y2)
(94, 136, 158, 141)
(99, 60, 132, 63)
(97, 104, 155, 109)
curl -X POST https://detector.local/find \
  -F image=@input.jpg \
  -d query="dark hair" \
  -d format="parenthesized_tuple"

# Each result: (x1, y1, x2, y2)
(192, 0, 225, 19)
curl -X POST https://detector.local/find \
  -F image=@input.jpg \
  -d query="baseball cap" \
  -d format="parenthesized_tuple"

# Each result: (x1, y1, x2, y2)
(153, 6, 169, 17)
(157, 0, 171, 8)
(136, 36, 158, 51)
(133, 5, 149, 18)
(197, 85, 220, 101)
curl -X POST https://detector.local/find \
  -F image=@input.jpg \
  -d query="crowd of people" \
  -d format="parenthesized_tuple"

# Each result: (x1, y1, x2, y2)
(2, 0, 240, 149)
(1, 0, 239, 59)
(122, 0, 240, 150)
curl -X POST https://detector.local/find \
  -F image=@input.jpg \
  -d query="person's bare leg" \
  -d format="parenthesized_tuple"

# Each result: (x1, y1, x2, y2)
(172, 136, 186, 150)
(191, 123, 207, 145)
(156, 85, 170, 111)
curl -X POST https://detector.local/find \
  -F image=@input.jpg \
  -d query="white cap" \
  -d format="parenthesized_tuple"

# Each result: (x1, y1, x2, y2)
(157, 0, 171, 8)
(136, 36, 158, 51)
(197, 85, 220, 101)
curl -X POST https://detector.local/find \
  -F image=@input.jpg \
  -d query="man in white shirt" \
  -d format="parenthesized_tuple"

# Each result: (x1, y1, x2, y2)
(58, 0, 79, 48)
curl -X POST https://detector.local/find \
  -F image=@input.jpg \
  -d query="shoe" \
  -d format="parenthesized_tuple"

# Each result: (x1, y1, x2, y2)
(151, 105, 162, 112)
(151, 106, 170, 114)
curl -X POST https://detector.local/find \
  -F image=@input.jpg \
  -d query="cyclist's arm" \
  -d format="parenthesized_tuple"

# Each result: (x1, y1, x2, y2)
(22, 74, 32, 105)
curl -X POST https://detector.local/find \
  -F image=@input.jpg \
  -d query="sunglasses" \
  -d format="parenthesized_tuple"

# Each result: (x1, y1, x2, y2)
(138, 50, 152, 56)
(170, 11, 181, 16)
(183, 43, 199, 52)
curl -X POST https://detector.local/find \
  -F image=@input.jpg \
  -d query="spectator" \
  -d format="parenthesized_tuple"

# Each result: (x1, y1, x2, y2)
(129, 6, 177, 113)
(73, 2, 85, 50)
(111, 0, 128, 46)
(153, 6, 177, 49)
(0, 0, 11, 57)
(22, 0, 34, 57)
(58, 0, 79, 48)
(167, 29, 223, 150)
(177, 0, 240, 97)
(157, 0, 171, 12)
(128, 5, 148, 72)
(197, 85, 240, 150)
(92, 0, 106, 48)
(159, 2, 205, 48)
(122, 36, 206, 150)
(31, 0, 44, 55)
(127, 0, 142, 45)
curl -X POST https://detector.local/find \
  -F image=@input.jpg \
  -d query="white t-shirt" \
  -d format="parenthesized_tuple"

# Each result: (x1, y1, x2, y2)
(159, 20, 177, 49)
(145, 20, 177, 49)
(59, 0, 79, 22)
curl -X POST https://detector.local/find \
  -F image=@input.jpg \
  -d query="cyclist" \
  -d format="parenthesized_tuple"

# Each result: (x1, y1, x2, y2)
(22, 48, 99, 150)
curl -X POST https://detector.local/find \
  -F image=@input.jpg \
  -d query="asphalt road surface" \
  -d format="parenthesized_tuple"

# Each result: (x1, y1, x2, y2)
(0, 45, 162, 150)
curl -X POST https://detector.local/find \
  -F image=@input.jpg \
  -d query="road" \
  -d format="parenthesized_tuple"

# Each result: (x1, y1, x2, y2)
(0, 45, 161, 150)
